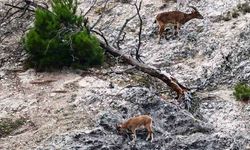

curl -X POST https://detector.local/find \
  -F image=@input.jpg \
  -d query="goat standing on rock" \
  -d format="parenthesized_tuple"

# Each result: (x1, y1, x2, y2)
(116, 115, 154, 144)
(156, 6, 203, 43)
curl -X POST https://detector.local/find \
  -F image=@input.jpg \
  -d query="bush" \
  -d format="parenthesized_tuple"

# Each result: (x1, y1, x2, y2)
(233, 83, 250, 101)
(0, 118, 26, 138)
(24, 0, 104, 71)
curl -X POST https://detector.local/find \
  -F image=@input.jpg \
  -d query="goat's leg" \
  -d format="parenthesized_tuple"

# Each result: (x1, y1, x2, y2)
(176, 23, 181, 36)
(158, 24, 165, 43)
(146, 124, 153, 142)
(131, 129, 137, 144)
(150, 132, 154, 142)
(174, 23, 181, 37)
(173, 25, 177, 36)
(174, 25, 178, 36)
(146, 125, 151, 141)
(146, 132, 150, 141)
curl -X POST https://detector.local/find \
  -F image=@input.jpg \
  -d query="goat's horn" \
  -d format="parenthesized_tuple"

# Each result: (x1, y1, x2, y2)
(188, 5, 198, 11)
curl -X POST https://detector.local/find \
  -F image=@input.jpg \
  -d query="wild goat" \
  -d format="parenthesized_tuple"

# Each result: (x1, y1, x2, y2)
(116, 115, 153, 143)
(155, 6, 203, 43)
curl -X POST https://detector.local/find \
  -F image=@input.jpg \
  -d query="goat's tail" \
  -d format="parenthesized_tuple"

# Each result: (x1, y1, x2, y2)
(154, 19, 156, 24)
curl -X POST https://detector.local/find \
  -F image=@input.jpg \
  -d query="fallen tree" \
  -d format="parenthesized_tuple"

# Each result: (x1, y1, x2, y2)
(99, 40, 192, 109)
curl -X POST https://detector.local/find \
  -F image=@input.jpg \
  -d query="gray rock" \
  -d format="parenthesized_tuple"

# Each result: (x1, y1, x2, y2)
(38, 88, 249, 150)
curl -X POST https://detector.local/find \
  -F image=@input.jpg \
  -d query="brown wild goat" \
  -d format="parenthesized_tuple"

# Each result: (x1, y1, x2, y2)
(116, 115, 153, 143)
(156, 6, 203, 43)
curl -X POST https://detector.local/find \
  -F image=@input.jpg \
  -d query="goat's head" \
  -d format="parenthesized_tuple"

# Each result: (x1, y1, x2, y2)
(189, 6, 203, 19)
(116, 123, 125, 134)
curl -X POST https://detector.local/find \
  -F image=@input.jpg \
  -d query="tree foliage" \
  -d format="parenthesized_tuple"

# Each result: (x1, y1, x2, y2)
(24, 0, 104, 70)
(233, 83, 250, 101)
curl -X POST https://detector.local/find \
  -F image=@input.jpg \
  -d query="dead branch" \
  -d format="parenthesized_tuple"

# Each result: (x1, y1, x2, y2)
(90, 0, 118, 30)
(51, 90, 68, 93)
(4, 3, 34, 12)
(100, 41, 188, 94)
(30, 78, 57, 84)
(114, 14, 137, 50)
(1, 0, 49, 25)
(0, 1, 36, 42)
(99, 17, 115, 31)
(90, 3, 107, 30)
(113, 0, 143, 55)
(134, 0, 143, 63)
(23, 0, 48, 10)
(91, 29, 109, 46)
(83, 0, 97, 17)
(98, 40, 192, 109)
(1, 3, 33, 25)
(1, 1, 23, 21)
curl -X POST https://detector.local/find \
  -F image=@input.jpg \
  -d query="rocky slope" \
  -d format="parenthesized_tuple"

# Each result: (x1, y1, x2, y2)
(0, 0, 250, 149)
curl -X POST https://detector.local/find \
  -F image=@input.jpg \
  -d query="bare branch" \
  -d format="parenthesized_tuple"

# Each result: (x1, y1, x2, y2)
(24, 0, 49, 10)
(4, 3, 34, 12)
(99, 17, 115, 31)
(83, 0, 97, 17)
(91, 29, 109, 46)
(90, 0, 108, 30)
(1, 0, 50, 26)
(1, 1, 23, 23)
(134, 0, 143, 62)
(113, 0, 143, 51)
(113, 14, 137, 50)
(119, 32, 126, 42)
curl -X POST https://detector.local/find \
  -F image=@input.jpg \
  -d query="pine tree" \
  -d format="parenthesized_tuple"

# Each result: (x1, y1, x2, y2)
(24, 0, 104, 71)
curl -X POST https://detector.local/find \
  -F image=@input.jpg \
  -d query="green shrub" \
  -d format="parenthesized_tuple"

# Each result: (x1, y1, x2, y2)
(24, 0, 104, 71)
(0, 118, 26, 138)
(233, 83, 250, 101)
